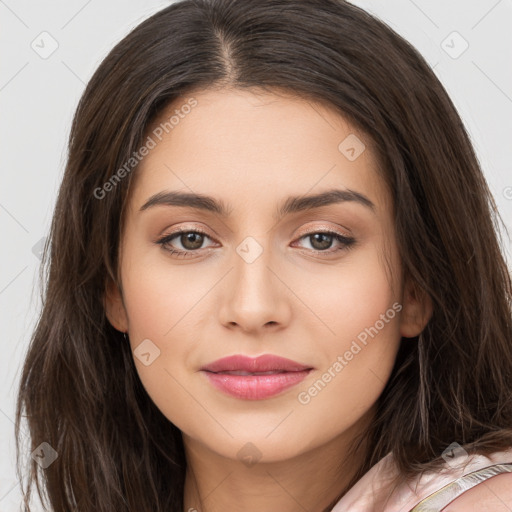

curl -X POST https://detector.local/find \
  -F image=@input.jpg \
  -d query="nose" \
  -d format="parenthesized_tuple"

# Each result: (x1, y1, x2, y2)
(217, 242, 292, 334)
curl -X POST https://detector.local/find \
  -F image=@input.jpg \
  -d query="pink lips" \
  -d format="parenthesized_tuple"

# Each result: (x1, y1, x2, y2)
(200, 354, 313, 400)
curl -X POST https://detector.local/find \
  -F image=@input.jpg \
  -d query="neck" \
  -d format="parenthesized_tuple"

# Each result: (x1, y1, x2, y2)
(182, 407, 375, 512)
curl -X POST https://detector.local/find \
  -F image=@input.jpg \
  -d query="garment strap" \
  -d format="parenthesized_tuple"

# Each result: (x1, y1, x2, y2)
(408, 462, 512, 511)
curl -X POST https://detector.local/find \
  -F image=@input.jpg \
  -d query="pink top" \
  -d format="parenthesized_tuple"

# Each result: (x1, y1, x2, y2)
(332, 447, 512, 511)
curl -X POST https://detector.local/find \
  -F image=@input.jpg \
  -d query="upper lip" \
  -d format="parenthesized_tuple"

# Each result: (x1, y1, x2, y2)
(200, 354, 313, 373)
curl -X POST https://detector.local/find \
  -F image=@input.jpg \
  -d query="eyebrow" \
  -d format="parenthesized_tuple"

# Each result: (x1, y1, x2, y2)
(139, 188, 375, 220)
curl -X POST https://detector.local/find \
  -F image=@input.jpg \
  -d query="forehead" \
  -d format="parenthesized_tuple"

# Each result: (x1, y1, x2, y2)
(129, 87, 390, 217)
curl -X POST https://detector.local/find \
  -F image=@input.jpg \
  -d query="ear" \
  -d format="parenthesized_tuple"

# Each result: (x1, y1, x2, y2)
(399, 277, 433, 338)
(104, 277, 129, 333)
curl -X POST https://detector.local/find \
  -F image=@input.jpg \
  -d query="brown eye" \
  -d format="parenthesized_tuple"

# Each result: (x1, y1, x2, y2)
(156, 229, 215, 257)
(179, 232, 205, 250)
(309, 233, 335, 251)
(293, 230, 356, 255)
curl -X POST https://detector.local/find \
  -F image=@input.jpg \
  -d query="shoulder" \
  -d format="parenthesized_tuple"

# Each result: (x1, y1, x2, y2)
(442, 472, 512, 511)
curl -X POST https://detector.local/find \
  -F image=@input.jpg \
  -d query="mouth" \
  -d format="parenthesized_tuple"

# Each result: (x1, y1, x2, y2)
(213, 370, 295, 375)
(200, 354, 313, 400)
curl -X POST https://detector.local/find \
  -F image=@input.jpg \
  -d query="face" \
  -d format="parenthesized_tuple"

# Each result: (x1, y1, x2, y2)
(106, 87, 430, 464)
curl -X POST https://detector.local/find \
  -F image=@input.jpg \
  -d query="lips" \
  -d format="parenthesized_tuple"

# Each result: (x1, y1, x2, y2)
(214, 370, 288, 375)
(200, 354, 313, 400)
(201, 354, 312, 373)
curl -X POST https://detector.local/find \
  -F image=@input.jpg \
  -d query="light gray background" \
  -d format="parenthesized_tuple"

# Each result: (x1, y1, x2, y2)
(1, 0, 511, 510)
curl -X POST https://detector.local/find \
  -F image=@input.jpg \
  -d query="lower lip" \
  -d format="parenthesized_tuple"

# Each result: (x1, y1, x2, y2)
(202, 370, 311, 400)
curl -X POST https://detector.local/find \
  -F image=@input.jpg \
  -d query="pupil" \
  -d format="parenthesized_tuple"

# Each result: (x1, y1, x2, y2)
(311, 233, 332, 250)
(182, 232, 203, 250)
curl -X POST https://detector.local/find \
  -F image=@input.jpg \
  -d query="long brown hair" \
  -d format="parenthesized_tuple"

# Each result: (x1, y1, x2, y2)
(15, 0, 512, 510)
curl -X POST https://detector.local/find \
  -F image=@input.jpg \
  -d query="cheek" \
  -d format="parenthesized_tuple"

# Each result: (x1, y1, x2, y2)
(293, 244, 402, 421)
(295, 241, 399, 345)
(121, 247, 212, 340)
(118, 251, 206, 427)
(294, 319, 401, 452)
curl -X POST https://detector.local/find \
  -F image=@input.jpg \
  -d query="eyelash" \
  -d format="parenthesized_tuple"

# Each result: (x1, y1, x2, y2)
(155, 228, 356, 259)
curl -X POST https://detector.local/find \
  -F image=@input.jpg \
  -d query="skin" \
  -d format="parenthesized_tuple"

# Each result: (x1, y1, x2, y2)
(105, 87, 433, 512)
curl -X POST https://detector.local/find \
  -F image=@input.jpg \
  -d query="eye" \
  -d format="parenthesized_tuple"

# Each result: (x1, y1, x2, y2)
(156, 228, 216, 258)
(292, 230, 356, 255)
(155, 228, 356, 258)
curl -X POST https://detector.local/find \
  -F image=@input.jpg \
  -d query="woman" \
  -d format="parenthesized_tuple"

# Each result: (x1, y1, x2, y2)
(15, 0, 512, 510)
